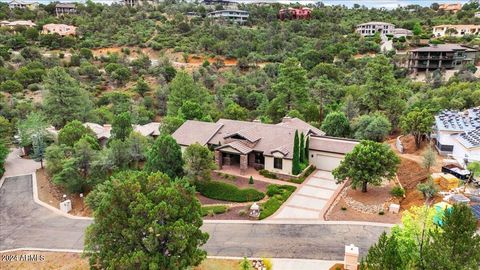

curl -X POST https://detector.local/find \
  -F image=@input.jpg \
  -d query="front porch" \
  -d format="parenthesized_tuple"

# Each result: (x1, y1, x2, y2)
(214, 150, 264, 175)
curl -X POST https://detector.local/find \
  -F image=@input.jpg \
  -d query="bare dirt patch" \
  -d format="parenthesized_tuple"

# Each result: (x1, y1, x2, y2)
(346, 181, 395, 205)
(36, 168, 91, 217)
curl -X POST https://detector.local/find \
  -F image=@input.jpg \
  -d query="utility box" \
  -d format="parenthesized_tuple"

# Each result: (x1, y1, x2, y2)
(344, 244, 359, 270)
(60, 199, 72, 213)
(389, 203, 400, 214)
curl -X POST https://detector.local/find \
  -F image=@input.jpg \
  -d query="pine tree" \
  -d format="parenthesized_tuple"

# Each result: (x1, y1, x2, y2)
(360, 232, 403, 270)
(305, 136, 310, 162)
(423, 204, 480, 269)
(299, 132, 305, 163)
(292, 130, 300, 175)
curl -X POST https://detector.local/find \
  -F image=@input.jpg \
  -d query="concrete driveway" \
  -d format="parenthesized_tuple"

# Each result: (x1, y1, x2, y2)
(0, 174, 389, 260)
(271, 170, 342, 220)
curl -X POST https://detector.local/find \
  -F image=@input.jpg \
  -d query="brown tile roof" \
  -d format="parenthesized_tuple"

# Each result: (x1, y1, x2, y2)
(217, 141, 253, 154)
(173, 118, 324, 159)
(172, 120, 223, 146)
(308, 136, 359, 154)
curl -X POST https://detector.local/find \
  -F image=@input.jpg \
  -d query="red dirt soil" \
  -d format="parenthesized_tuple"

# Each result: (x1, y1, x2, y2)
(36, 169, 91, 217)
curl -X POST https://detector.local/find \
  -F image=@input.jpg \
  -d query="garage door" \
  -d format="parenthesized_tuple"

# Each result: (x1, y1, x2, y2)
(314, 154, 343, 171)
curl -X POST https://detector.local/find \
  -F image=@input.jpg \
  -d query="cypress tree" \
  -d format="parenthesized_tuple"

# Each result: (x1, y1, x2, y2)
(292, 130, 300, 175)
(299, 132, 305, 163)
(305, 136, 310, 162)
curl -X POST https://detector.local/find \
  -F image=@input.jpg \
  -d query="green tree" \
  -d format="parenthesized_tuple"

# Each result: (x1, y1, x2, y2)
(73, 136, 97, 180)
(0, 116, 12, 144)
(352, 114, 392, 142)
(31, 133, 47, 169)
(52, 158, 84, 193)
(135, 76, 150, 97)
(58, 120, 92, 147)
(400, 108, 434, 149)
(304, 136, 309, 162)
(84, 171, 208, 269)
(272, 58, 308, 112)
(127, 132, 149, 169)
(362, 56, 397, 112)
(167, 71, 210, 117)
(240, 257, 252, 270)
(321, 111, 351, 138)
(292, 130, 300, 175)
(0, 141, 9, 176)
(299, 132, 305, 163)
(333, 141, 400, 192)
(17, 112, 49, 148)
(360, 232, 403, 270)
(224, 103, 249, 121)
(145, 135, 184, 179)
(424, 204, 480, 270)
(111, 112, 133, 141)
(0, 80, 23, 93)
(108, 139, 132, 170)
(159, 116, 185, 135)
(422, 146, 437, 174)
(179, 100, 205, 120)
(43, 67, 92, 128)
(183, 143, 216, 183)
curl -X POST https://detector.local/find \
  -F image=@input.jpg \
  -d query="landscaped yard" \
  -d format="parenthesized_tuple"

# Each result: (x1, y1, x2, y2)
(36, 168, 91, 217)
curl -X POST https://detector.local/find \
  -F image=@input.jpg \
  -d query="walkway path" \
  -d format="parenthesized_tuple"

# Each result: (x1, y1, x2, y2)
(271, 170, 342, 220)
(0, 174, 389, 260)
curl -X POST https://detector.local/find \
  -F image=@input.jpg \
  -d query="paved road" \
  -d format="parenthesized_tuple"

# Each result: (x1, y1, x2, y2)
(0, 175, 389, 260)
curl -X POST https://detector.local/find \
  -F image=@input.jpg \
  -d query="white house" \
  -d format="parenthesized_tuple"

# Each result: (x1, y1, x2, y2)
(356, 22, 395, 36)
(433, 25, 480, 37)
(433, 107, 480, 167)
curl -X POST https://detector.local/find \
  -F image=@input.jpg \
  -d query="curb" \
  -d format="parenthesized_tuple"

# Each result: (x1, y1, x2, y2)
(203, 219, 395, 227)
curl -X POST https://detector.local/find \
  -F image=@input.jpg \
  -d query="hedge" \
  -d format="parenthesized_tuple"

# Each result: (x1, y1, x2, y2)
(196, 181, 265, 202)
(260, 184, 296, 219)
(201, 205, 228, 217)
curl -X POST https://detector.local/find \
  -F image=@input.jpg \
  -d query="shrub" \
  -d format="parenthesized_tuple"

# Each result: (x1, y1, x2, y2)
(341, 206, 347, 211)
(260, 185, 296, 219)
(390, 186, 405, 197)
(196, 181, 265, 202)
(379, 210, 385, 215)
(417, 180, 438, 200)
(262, 258, 273, 270)
(259, 169, 277, 179)
(201, 205, 227, 217)
(249, 176, 254, 185)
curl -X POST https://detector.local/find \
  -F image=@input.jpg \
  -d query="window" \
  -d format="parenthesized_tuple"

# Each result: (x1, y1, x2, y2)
(273, 158, 283, 170)
(254, 152, 264, 164)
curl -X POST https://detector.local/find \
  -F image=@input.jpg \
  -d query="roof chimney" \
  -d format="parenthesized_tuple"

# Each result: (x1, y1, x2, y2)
(282, 116, 292, 123)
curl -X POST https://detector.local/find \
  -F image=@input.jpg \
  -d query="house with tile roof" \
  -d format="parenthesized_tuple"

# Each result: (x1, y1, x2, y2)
(172, 117, 358, 177)
(433, 107, 480, 166)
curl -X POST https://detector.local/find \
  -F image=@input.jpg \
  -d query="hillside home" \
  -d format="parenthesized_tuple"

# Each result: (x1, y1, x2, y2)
(83, 122, 161, 146)
(202, 0, 238, 8)
(55, 3, 76, 17)
(393, 28, 413, 38)
(433, 25, 480, 37)
(0, 20, 36, 28)
(172, 117, 358, 177)
(8, 0, 38, 10)
(407, 44, 478, 73)
(433, 107, 480, 166)
(207, 9, 249, 24)
(356, 22, 395, 36)
(278, 7, 312, 20)
(438, 3, 463, 13)
(42, 24, 77, 36)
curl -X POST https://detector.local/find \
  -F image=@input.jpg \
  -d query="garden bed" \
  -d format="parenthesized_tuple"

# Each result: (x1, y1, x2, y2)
(212, 172, 269, 192)
(36, 168, 91, 217)
(195, 181, 265, 203)
(259, 185, 296, 219)
(203, 205, 252, 220)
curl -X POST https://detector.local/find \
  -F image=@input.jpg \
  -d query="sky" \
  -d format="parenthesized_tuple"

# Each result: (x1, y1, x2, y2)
(0, 0, 472, 9)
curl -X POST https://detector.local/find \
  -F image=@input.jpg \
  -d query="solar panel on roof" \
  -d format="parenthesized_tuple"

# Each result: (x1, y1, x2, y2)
(471, 205, 480, 220)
